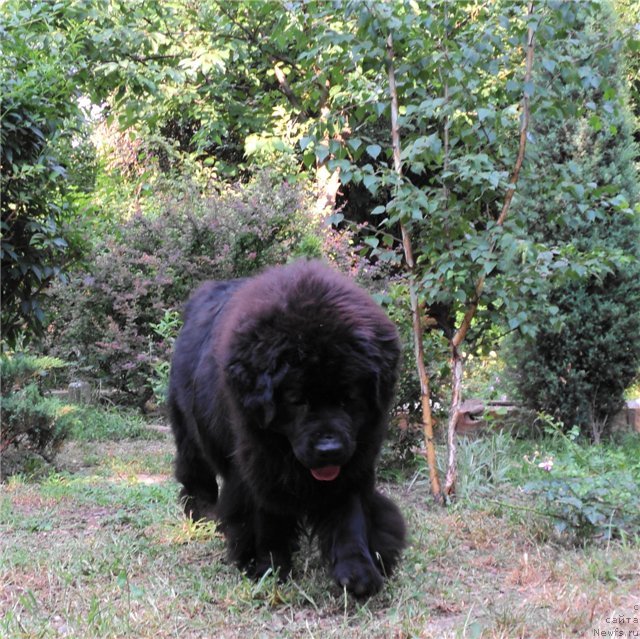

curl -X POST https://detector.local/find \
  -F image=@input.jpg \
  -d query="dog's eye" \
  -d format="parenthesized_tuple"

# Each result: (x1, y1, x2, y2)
(282, 389, 306, 407)
(339, 392, 361, 410)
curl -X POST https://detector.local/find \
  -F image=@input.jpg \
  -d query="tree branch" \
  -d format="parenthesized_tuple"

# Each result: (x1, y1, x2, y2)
(452, 1, 535, 349)
(273, 65, 303, 112)
(444, 1, 536, 497)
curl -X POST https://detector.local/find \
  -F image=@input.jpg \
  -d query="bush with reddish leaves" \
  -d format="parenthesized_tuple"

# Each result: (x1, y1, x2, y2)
(45, 173, 357, 407)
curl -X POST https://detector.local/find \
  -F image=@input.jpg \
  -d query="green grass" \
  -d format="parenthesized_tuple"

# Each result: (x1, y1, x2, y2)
(66, 405, 162, 442)
(2, 417, 639, 638)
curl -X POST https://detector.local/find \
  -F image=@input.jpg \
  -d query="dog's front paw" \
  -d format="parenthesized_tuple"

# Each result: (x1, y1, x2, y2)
(333, 557, 383, 597)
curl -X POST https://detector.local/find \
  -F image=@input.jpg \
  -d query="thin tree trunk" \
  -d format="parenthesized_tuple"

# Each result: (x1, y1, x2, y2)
(387, 33, 443, 504)
(444, 344, 463, 498)
(443, 1, 536, 496)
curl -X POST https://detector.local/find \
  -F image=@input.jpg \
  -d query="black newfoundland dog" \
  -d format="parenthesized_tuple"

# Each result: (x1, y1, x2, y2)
(168, 260, 406, 597)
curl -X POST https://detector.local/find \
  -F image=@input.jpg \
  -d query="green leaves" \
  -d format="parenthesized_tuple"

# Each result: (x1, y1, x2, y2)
(1, 0, 97, 346)
(476, 107, 495, 122)
(362, 173, 379, 193)
(365, 144, 382, 159)
(400, 133, 442, 171)
(3, 0, 637, 368)
(521, 426, 640, 541)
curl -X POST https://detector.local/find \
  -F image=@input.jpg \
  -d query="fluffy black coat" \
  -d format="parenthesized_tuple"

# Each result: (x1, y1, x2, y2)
(168, 260, 406, 597)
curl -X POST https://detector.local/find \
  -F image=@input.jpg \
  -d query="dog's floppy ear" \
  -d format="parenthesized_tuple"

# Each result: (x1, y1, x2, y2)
(355, 328, 401, 411)
(225, 359, 276, 427)
(224, 338, 290, 428)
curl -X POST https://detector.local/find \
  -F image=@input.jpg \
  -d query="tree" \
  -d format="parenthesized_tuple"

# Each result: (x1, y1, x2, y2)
(5, 0, 637, 492)
(510, 1, 640, 442)
(66, 1, 323, 178)
(64, 0, 636, 496)
(1, 1, 95, 346)
(296, 0, 634, 498)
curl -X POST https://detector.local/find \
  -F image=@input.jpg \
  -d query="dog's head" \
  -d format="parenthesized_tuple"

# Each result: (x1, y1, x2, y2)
(219, 261, 400, 480)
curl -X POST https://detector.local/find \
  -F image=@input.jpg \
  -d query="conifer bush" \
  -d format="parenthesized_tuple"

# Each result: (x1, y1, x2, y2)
(0, 354, 74, 474)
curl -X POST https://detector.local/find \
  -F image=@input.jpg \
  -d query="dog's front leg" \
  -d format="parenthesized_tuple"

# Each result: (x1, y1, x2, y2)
(318, 493, 383, 597)
(252, 508, 298, 580)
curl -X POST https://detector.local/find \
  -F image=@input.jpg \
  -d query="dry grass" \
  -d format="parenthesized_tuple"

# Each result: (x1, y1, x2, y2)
(1, 435, 638, 638)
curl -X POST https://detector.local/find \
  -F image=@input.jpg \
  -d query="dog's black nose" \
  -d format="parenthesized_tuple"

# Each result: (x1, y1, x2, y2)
(315, 435, 343, 457)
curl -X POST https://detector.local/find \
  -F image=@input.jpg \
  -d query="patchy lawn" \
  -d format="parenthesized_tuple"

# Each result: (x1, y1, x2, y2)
(1, 432, 638, 639)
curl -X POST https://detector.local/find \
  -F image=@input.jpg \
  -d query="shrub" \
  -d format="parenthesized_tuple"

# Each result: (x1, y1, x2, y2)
(511, 271, 640, 441)
(520, 416, 640, 541)
(509, 3, 640, 440)
(1, 353, 75, 476)
(44, 172, 362, 406)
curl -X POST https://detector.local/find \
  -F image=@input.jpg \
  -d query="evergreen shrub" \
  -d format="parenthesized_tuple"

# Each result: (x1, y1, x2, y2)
(512, 270, 640, 440)
(0, 353, 74, 475)
(510, 2, 640, 440)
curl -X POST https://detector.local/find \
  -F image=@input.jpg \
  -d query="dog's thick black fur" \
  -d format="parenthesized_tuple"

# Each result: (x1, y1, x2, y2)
(168, 260, 406, 597)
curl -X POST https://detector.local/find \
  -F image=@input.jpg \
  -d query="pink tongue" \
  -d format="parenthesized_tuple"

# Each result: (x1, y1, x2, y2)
(310, 466, 341, 481)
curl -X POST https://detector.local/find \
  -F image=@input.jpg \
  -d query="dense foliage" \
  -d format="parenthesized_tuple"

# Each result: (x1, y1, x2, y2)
(43, 174, 358, 406)
(0, 354, 73, 469)
(0, 1, 97, 346)
(510, 3, 640, 440)
(1, 0, 638, 485)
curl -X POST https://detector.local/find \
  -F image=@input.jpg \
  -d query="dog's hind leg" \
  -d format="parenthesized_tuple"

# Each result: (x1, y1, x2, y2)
(170, 403, 219, 521)
(175, 448, 219, 521)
